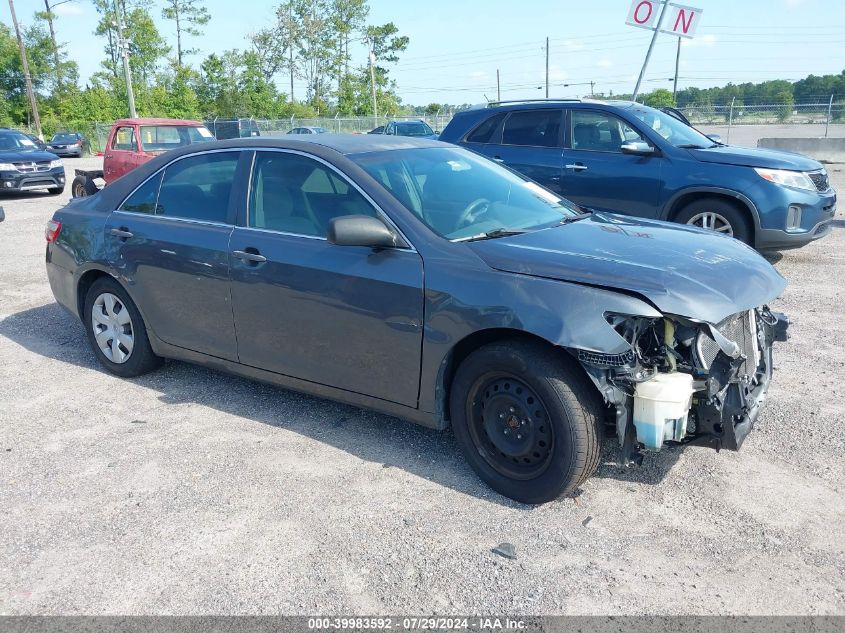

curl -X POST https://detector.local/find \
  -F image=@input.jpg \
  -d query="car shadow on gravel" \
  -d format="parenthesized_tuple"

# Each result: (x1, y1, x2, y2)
(1, 302, 684, 505)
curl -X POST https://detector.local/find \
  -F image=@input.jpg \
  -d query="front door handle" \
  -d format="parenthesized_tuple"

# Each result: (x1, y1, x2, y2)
(232, 249, 267, 264)
(492, 156, 505, 163)
(565, 163, 588, 171)
(109, 227, 133, 240)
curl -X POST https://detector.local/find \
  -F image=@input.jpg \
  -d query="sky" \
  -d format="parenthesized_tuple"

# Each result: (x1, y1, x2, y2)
(3, 0, 845, 106)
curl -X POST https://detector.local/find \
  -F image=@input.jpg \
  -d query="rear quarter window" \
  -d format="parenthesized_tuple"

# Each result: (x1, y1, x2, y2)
(465, 112, 506, 143)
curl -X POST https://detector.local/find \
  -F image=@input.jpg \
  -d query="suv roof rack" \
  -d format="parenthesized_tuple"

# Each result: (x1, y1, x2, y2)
(485, 98, 583, 107)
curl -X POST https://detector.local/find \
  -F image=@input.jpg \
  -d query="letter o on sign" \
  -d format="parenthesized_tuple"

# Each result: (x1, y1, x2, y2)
(634, 0, 653, 24)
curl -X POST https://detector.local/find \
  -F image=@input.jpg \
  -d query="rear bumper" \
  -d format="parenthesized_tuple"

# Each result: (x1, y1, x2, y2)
(0, 167, 66, 192)
(45, 254, 79, 319)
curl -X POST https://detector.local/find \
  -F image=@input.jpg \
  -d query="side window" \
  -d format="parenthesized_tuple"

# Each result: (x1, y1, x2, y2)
(249, 152, 377, 238)
(112, 126, 136, 151)
(571, 111, 645, 152)
(119, 172, 163, 215)
(140, 126, 181, 151)
(466, 113, 506, 144)
(156, 151, 239, 223)
(502, 110, 562, 147)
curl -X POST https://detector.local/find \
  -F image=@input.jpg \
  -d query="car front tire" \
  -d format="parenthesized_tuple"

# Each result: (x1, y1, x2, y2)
(676, 198, 752, 245)
(449, 340, 604, 504)
(83, 277, 163, 378)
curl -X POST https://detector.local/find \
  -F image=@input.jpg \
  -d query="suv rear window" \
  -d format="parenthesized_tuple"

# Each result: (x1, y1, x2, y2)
(139, 125, 214, 152)
(466, 113, 506, 144)
(502, 110, 562, 148)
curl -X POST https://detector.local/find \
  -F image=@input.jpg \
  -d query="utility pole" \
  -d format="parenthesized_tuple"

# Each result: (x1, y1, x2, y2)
(113, 3, 137, 118)
(367, 36, 378, 119)
(43, 0, 74, 86)
(672, 36, 681, 104)
(632, 0, 670, 101)
(8, 0, 42, 139)
(590, 81, 595, 98)
(496, 69, 500, 102)
(545, 36, 549, 98)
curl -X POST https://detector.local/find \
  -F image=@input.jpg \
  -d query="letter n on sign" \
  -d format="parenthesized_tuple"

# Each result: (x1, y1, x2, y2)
(660, 3, 703, 39)
(626, 0, 659, 30)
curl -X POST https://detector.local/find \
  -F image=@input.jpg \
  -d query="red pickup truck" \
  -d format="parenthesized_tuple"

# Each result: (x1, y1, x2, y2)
(71, 118, 215, 197)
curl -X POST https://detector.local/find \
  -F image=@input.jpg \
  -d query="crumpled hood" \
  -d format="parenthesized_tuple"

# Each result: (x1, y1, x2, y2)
(469, 213, 786, 324)
(688, 145, 821, 170)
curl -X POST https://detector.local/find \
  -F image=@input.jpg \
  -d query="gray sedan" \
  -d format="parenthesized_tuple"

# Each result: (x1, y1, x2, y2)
(44, 135, 788, 503)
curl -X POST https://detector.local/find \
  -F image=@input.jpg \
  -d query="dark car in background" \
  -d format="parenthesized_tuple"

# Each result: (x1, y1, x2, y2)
(48, 132, 89, 158)
(367, 125, 385, 135)
(383, 120, 438, 140)
(45, 135, 789, 503)
(439, 99, 836, 250)
(0, 128, 65, 195)
(287, 126, 329, 135)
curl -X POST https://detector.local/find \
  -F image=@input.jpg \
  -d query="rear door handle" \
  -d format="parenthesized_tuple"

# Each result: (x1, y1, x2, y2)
(492, 156, 505, 163)
(109, 227, 133, 239)
(232, 250, 267, 264)
(565, 164, 588, 171)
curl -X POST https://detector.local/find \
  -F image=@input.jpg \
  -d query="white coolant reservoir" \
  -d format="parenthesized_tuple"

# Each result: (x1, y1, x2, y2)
(633, 372, 695, 451)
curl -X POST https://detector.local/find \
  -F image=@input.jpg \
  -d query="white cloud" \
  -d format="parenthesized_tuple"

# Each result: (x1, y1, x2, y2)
(597, 59, 614, 69)
(681, 33, 716, 48)
(469, 71, 489, 80)
(54, 3, 84, 16)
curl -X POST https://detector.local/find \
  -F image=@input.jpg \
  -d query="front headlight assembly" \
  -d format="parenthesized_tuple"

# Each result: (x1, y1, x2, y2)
(754, 167, 816, 192)
(0, 162, 16, 171)
(48, 159, 64, 169)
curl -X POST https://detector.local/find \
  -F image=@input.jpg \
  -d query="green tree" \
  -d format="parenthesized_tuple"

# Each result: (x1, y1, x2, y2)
(776, 90, 794, 122)
(161, 0, 211, 68)
(643, 88, 675, 108)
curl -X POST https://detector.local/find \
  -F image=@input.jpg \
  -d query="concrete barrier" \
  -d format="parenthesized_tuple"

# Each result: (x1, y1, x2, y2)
(757, 137, 845, 164)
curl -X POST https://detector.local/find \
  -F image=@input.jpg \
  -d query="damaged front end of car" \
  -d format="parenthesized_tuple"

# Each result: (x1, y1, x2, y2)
(577, 307, 790, 465)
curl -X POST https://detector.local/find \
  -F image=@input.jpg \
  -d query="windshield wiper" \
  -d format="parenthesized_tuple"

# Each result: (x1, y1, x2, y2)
(676, 143, 708, 149)
(454, 228, 527, 242)
(559, 212, 592, 225)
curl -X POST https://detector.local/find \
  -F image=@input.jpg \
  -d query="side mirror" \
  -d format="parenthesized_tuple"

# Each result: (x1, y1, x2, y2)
(620, 141, 655, 155)
(706, 134, 723, 144)
(327, 215, 402, 249)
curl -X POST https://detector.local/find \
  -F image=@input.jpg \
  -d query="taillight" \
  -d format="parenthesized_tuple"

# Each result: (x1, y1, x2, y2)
(45, 219, 61, 242)
(75, 140, 81, 146)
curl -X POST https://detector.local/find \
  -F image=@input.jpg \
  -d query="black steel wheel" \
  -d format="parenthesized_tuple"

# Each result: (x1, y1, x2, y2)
(450, 339, 604, 504)
(468, 374, 555, 480)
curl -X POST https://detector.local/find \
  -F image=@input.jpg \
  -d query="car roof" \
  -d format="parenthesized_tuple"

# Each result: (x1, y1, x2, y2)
(468, 99, 641, 113)
(195, 134, 447, 155)
(114, 118, 204, 126)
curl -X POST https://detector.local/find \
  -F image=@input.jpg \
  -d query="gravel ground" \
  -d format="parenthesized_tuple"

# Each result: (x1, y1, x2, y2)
(0, 156, 843, 615)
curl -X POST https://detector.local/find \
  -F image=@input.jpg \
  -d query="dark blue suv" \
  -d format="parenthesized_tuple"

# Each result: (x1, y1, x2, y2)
(439, 100, 836, 249)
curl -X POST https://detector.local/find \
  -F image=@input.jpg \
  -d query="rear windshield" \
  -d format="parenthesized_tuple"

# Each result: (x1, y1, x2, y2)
(139, 125, 215, 152)
(51, 134, 78, 143)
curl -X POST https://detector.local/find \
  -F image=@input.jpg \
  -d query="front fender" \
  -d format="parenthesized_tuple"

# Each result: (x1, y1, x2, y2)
(418, 265, 661, 415)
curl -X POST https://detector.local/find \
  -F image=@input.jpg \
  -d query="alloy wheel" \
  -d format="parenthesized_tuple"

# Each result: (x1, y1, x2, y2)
(686, 211, 734, 236)
(91, 292, 134, 364)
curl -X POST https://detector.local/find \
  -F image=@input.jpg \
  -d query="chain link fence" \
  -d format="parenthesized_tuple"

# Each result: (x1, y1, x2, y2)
(18, 102, 845, 154)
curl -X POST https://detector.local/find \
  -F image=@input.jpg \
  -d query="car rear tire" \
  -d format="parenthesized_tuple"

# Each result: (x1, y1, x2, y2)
(449, 340, 604, 504)
(675, 198, 752, 245)
(72, 176, 98, 198)
(83, 277, 163, 378)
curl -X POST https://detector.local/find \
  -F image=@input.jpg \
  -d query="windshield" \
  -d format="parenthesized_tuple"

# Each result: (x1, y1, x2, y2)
(0, 132, 38, 152)
(628, 105, 715, 148)
(51, 134, 77, 143)
(139, 125, 215, 151)
(396, 122, 434, 137)
(352, 147, 583, 240)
